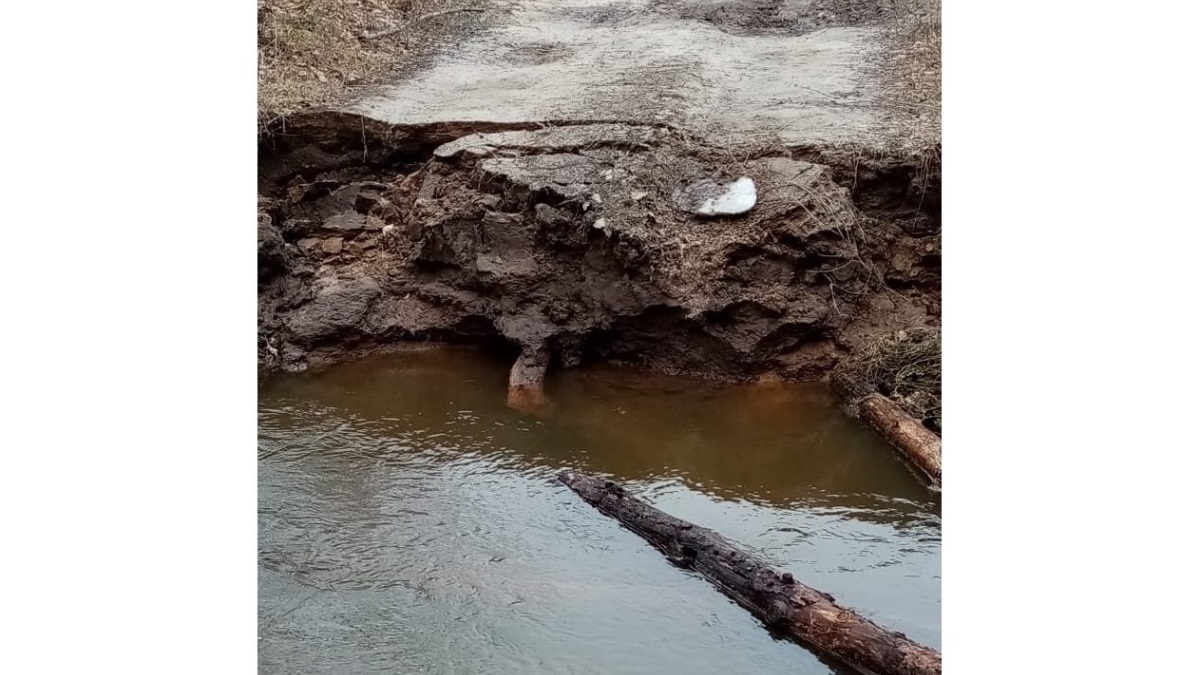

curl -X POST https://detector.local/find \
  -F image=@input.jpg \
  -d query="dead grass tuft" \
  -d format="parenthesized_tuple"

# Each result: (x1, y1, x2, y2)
(836, 327, 941, 432)
(878, 0, 941, 154)
(257, 0, 489, 133)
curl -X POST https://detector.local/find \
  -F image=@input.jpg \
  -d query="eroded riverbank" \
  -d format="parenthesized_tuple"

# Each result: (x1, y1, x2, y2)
(258, 116, 940, 390)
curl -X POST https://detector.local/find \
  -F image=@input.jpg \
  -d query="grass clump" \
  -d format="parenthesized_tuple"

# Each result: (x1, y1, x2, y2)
(836, 328, 941, 433)
(879, 0, 941, 154)
(257, 0, 486, 132)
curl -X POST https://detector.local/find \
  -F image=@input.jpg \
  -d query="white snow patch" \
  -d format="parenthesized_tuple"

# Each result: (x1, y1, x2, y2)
(696, 177, 756, 216)
(672, 176, 758, 217)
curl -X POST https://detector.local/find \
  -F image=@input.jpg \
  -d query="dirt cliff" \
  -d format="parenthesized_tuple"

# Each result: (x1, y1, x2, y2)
(258, 117, 939, 384)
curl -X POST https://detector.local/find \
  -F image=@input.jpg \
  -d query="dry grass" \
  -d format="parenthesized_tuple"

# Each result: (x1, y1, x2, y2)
(827, 1, 940, 433)
(836, 328, 941, 432)
(257, 0, 487, 131)
(879, 0, 941, 154)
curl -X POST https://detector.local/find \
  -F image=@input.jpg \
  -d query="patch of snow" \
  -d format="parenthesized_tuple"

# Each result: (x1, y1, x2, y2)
(672, 176, 757, 217)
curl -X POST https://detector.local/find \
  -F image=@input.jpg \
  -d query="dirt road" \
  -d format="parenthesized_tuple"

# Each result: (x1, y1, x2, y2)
(335, 0, 933, 152)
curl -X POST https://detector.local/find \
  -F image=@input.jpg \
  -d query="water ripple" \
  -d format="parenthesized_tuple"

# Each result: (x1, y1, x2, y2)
(259, 352, 941, 673)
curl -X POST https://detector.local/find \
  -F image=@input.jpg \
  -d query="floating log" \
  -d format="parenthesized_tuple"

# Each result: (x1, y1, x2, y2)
(558, 471, 941, 675)
(856, 393, 942, 489)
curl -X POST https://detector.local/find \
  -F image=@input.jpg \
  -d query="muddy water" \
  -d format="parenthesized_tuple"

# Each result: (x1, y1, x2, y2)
(259, 349, 940, 674)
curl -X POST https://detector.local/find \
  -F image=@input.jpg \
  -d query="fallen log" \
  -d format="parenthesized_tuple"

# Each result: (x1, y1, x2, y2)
(829, 372, 942, 490)
(558, 471, 941, 675)
(856, 393, 942, 489)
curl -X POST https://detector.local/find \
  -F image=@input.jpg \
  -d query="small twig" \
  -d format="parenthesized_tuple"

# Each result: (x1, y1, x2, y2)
(361, 7, 487, 41)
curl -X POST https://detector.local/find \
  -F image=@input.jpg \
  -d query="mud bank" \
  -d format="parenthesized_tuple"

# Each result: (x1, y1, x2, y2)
(258, 116, 939, 389)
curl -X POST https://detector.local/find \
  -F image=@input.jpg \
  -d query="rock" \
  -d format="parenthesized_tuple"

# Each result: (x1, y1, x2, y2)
(631, 190, 649, 201)
(321, 238, 344, 254)
(672, 176, 757, 217)
(284, 279, 382, 344)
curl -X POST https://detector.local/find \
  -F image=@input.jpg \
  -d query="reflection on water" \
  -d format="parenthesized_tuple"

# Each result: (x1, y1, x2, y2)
(259, 348, 940, 675)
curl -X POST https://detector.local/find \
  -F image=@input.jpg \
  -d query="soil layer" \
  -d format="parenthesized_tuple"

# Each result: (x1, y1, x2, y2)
(258, 117, 939, 385)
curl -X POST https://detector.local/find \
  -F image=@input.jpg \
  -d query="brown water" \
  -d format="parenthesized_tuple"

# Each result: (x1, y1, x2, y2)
(258, 349, 941, 674)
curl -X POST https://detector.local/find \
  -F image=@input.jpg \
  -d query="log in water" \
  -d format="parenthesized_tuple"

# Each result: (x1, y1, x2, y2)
(830, 370, 942, 490)
(259, 351, 940, 674)
(559, 471, 942, 675)
(856, 394, 942, 489)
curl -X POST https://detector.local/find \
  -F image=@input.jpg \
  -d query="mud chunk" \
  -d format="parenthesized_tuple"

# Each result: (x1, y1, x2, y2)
(672, 176, 757, 216)
(417, 175, 441, 201)
(258, 212, 287, 281)
(290, 181, 388, 223)
(284, 279, 382, 344)
(280, 342, 308, 372)
(535, 203, 570, 227)
(535, 203, 585, 248)
(480, 154, 605, 199)
(506, 341, 552, 414)
(433, 124, 656, 160)
(369, 198, 402, 224)
(321, 212, 385, 233)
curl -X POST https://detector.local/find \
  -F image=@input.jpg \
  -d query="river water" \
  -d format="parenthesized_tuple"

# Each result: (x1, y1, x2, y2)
(258, 348, 941, 674)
